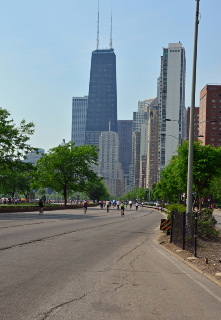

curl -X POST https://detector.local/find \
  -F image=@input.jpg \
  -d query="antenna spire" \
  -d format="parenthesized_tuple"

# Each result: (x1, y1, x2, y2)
(96, 1, 100, 50)
(110, 11, 113, 49)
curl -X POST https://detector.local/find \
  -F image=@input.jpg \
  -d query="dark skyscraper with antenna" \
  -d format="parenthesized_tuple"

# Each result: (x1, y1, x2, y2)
(85, 9, 118, 146)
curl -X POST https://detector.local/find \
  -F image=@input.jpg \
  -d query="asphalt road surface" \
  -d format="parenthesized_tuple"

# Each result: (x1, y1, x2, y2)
(0, 206, 221, 320)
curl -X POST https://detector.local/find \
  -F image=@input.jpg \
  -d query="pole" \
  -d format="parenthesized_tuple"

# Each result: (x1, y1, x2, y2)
(186, 0, 200, 223)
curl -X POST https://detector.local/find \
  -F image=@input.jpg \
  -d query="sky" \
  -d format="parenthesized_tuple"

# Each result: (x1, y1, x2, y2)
(0, 0, 220, 152)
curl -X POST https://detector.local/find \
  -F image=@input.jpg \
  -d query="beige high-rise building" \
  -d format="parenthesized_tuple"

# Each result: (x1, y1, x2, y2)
(98, 131, 124, 197)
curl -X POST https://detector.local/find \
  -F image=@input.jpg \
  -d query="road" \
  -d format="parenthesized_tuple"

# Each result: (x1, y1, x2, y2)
(0, 206, 221, 320)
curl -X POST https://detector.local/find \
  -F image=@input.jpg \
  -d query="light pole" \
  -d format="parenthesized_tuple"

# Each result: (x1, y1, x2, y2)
(186, 0, 200, 221)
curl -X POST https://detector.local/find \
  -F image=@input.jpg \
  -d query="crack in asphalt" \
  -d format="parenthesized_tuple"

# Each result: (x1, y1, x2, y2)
(39, 292, 91, 320)
(0, 212, 154, 252)
(116, 238, 148, 263)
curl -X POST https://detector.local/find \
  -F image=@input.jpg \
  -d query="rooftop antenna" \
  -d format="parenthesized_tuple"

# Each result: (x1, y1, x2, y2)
(110, 11, 113, 49)
(96, 1, 100, 50)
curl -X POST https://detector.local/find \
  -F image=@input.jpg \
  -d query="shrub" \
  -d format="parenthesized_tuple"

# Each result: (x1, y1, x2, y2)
(197, 208, 219, 239)
(166, 204, 186, 219)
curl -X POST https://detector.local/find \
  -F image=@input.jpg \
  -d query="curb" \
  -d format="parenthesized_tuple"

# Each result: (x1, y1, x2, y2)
(158, 234, 221, 288)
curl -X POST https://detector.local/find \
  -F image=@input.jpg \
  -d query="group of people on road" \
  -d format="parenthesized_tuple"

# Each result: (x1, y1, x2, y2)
(82, 200, 142, 215)
(37, 198, 143, 216)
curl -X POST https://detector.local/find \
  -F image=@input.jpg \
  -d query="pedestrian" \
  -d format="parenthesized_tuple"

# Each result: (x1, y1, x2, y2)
(129, 200, 132, 209)
(83, 200, 88, 214)
(106, 200, 111, 212)
(38, 198, 44, 215)
(135, 202, 139, 211)
(116, 200, 120, 210)
(156, 201, 160, 210)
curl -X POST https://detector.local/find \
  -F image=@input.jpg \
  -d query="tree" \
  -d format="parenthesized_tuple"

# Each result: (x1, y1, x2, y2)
(33, 142, 100, 205)
(0, 108, 36, 167)
(85, 179, 110, 202)
(154, 157, 181, 203)
(154, 141, 221, 208)
(0, 162, 35, 198)
(176, 141, 221, 208)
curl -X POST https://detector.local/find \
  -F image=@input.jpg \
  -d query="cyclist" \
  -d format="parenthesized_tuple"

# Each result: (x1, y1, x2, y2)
(121, 202, 125, 215)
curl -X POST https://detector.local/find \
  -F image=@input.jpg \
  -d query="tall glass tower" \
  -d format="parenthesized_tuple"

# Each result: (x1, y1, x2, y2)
(85, 48, 118, 146)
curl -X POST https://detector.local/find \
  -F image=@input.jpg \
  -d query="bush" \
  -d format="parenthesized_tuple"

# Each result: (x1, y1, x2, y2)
(197, 208, 219, 239)
(166, 204, 186, 219)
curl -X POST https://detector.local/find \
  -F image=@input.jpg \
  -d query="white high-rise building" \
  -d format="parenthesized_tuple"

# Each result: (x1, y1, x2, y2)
(71, 96, 88, 146)
(158, 43, 186, 177)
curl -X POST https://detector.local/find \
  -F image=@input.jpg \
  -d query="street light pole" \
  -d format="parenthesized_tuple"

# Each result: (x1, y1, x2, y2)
(186, 0, 200, 220)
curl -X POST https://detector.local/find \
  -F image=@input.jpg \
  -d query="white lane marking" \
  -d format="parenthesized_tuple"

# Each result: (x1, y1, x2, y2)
(152, 243, 221, 303)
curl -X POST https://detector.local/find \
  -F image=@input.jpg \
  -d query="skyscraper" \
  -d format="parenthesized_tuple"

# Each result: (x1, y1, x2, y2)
(118, 120, 133, 175)
(85, 48, 118, 146)
(98, 131, 123, 197)
(71, 96, 88, 146)
(158, 43, 186, 177)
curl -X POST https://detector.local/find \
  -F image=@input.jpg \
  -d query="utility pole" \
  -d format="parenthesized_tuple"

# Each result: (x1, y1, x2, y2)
(186, 0, 200, 222)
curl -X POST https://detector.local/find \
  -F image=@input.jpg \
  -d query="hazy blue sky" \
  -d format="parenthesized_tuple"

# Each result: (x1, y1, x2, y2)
(0, 0, 220, 151)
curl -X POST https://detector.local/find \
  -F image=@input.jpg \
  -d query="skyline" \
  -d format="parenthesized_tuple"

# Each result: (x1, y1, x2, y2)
(0, 0, 220, 152)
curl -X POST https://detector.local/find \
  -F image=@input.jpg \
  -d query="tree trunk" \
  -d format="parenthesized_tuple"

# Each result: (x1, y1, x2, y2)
(63, 185, 67, 205)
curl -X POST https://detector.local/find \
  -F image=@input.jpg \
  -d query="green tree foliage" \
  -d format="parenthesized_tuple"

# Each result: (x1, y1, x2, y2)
(154, 141, 221, 207)
(0, 108, 36, 198)
(0, 162, 35, 198)
(154, 157, 181, 203)
(33, 142, 100, 205)
(0, 108, 35, 167)
(208, 177, 221, 203)
(122, 187, 149, 201)
(84, 179, 110, 202)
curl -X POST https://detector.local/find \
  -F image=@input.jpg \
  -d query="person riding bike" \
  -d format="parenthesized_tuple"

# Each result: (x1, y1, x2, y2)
(121, 202, 125, 215)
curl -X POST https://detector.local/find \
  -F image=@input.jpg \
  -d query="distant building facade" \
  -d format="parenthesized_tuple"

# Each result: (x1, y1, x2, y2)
(198, 84, 221, 147)
(118, 120, 133, 193)
(158, 43, 186, 178)
(98, 131, 123, 197)
(71, 96, 88, 146)
(186, 106, 199, 141)
(23, 149, 45, 165)
(85, 49, 118, 147)
(146, 106, 159, 188)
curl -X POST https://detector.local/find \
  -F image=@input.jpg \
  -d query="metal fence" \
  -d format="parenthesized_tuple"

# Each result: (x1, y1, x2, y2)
(170, 211, 221, 260)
